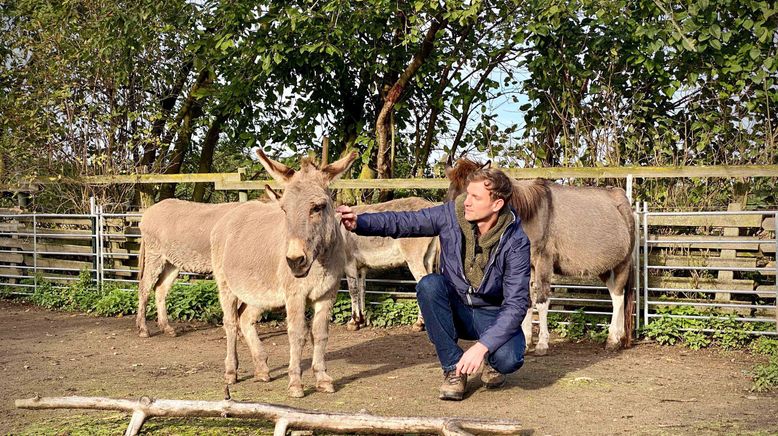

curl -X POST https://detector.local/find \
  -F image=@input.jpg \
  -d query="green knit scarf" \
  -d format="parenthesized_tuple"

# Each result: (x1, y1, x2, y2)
(455, 193, 514, 289)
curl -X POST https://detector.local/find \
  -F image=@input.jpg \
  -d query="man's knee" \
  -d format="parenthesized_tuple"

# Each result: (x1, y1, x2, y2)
(416, 274, 448, 301)
(489, 337, 525, 374)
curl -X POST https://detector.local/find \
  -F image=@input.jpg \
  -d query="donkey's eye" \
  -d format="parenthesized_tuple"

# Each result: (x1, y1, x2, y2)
(311, 203, 326, 214)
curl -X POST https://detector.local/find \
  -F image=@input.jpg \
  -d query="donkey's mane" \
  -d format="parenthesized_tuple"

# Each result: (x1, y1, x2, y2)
(511, 179, 549, 223)
(447, 157, 484, 188)
(299, 156, 319, 171)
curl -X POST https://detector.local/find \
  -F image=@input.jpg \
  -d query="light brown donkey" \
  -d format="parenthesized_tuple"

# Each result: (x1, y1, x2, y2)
(342, 197, 440, 331)
(136, 199, 238, 337)
(210, 149, 356, 398)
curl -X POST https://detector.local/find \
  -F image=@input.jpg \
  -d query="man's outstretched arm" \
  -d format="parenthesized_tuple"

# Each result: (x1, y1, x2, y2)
(337, 204, 447, 238)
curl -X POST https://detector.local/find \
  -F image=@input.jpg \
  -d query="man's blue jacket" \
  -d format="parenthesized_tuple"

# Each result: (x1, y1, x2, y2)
(354, 200, 531, 352)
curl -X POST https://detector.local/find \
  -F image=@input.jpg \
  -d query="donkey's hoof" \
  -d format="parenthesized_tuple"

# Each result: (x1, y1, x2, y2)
(225, 372, 238, 385)
(605, 340, 621, 351)
(254, 372, 271, 382)
(411, 322, 425, 332)
(534, 345, 548, 356)
(163, 327, 178, 337)
(288, 385, 305, 398)
(316, 381, 335, 393)
(346, 321, 361, 332)
(138, 329, 150, 338)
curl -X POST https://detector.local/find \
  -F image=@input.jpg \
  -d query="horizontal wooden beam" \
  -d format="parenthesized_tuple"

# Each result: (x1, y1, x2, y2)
(0, 184, 39, 193)
(214, 178, 451, 191)
(34, 173, 242, 185)
(2, 165, 775, 192)
(501, 165, 778, 179)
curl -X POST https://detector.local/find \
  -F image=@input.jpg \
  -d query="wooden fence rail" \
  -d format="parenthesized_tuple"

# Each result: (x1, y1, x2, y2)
(5, 165, 777, 195)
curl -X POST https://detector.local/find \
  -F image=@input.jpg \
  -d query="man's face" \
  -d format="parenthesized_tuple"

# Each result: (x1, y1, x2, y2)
(463, 180, 504, 222)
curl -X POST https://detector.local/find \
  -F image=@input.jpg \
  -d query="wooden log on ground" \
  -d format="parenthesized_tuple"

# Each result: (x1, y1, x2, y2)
(15, 395, 525, 436)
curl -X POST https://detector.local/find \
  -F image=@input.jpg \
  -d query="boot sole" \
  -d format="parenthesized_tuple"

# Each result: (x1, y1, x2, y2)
(439, 392, 465, 401)
(484, 379, 507, 389)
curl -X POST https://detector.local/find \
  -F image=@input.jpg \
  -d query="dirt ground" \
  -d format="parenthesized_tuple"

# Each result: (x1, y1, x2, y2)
(1, 299, 776, 435)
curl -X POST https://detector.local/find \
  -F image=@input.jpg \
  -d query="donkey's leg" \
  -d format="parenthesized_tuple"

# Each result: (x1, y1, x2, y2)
(217, 285, 240, 384)
(345, 262, 362, 331)
(405, 255, 430, 332)
(602, 266, 630, 350)
(521, 265, 537, 351)
(136, 254, 165, 338)
(311, 293, 337, 393)
(534, 256, 553, 356)
(357, 268, 368, 326)
(285, 294, 308, 398)
(154, 263, 180, 337)
(237, 303, 270, 382)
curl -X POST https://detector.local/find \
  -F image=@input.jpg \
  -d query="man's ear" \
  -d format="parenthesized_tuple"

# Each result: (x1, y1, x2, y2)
(492, 198, 504, 212)
(264, 184, 282, 203)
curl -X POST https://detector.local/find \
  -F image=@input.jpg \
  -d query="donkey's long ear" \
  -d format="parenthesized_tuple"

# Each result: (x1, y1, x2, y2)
(444, 153, 455, 178)
(256, 148, 295, 183)
(482, 160, 492, 170)
(321, 151, 358, 182)
(264, 184, 282, 203)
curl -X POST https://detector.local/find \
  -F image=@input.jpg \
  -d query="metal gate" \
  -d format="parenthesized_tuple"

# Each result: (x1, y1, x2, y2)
(640, 205, 777, 335)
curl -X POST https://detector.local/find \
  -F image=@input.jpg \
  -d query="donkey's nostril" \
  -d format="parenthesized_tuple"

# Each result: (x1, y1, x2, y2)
(286, 255, 307, 270)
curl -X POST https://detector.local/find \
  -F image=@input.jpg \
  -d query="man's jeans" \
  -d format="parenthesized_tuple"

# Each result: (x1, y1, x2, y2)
(416, 273, 525, 374)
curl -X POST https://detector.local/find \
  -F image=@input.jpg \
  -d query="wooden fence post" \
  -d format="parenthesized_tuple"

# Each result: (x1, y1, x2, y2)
(238, 168, 248, 202)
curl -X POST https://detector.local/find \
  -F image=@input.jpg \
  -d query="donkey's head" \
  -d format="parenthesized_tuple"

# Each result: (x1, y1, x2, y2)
(444, 156, 491, 201)
(257, 149, 357, 278)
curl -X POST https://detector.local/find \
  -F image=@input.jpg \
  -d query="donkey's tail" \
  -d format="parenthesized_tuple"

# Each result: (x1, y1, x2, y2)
(623, 262, 636, 348)
(623, 201, 638, 348)
(137, 238, 146, 282)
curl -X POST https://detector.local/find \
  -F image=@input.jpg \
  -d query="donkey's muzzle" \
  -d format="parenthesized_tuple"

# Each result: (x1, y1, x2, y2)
(286, 254, 309, 277)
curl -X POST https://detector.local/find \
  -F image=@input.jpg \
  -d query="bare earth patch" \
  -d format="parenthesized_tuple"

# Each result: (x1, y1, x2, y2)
(1, 300, 776, 435)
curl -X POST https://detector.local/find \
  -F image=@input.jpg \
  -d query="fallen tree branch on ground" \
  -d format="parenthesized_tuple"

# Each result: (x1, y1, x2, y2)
(16, 394, 525, 436)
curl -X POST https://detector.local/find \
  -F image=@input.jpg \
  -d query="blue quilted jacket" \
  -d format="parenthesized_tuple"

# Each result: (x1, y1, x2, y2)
(354, 200, 531, 352)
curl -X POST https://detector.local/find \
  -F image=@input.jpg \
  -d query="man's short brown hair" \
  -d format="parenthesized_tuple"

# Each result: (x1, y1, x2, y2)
(466, 168, 513, 203)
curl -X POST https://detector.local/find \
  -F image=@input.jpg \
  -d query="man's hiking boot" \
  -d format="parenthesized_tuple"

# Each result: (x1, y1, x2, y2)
(480, 362, 507, 389)
(439, 371, 467, 401)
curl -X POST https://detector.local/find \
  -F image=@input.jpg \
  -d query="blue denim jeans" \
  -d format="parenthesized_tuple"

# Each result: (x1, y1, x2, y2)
(416, 273, 525, 374)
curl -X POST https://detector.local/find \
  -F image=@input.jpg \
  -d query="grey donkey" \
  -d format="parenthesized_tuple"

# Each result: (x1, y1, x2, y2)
(210, 149, 357, 398)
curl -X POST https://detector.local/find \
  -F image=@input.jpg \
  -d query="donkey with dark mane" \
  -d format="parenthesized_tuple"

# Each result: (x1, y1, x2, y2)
(342, 197, 439, 331)
(446, 157, 635, 354)
(210, 149, 356, 398)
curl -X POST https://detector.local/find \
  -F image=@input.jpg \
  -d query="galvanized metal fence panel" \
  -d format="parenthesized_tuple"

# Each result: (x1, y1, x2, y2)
(640, 205, 777, 336)
(2, 203, 776, 336)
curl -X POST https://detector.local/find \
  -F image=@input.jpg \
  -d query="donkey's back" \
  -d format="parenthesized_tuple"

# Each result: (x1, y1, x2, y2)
(140, 199, 238, 273)
(346, 197, 438, 270)
(543, 183, 634, 277)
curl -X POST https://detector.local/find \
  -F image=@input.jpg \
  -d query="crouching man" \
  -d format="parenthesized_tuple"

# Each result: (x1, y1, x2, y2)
(337, 167, 530, 400)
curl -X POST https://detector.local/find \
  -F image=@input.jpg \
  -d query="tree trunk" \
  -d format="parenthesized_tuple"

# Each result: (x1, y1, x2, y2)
(139, 61, 193, 170)
(376, 19, 446, 180)
(192, 114, 226, 202)
(157, 70, 210, 200)
(449, 60, 501, 159)
(413, 25, 473, 176)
